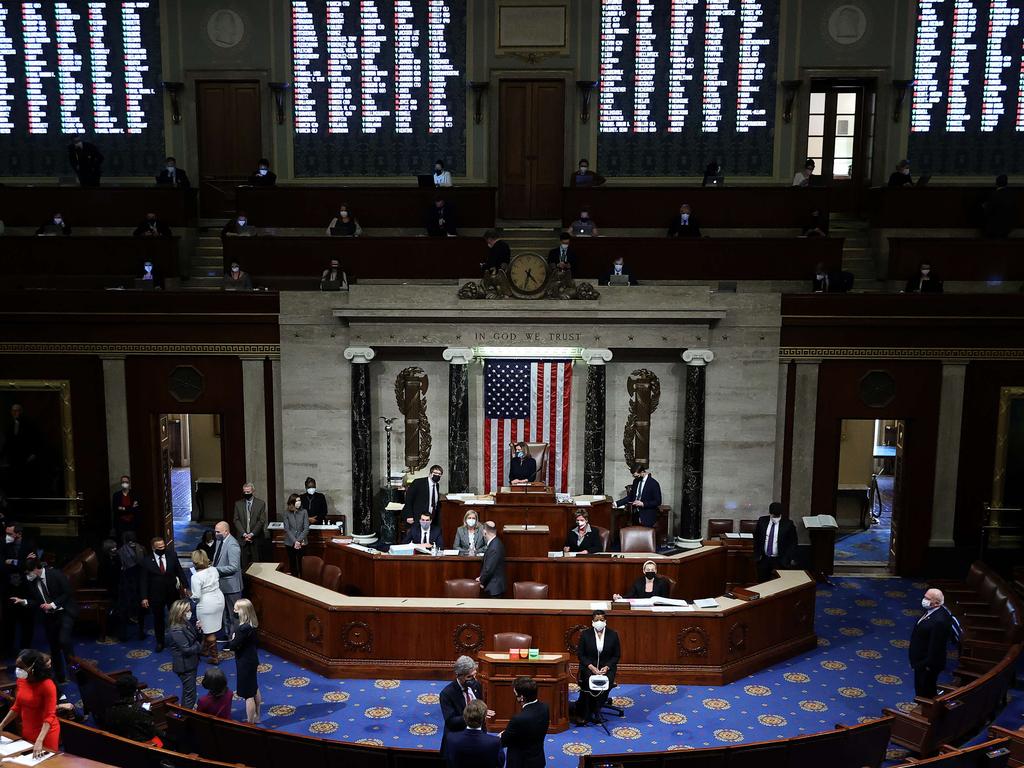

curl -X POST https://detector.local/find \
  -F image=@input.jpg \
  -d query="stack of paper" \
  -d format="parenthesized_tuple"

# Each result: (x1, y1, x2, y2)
(474, 498, 495, 505)
(7, 752, 56, 766)
(738, 532, 754, 539)
(347, 543, 377, 553)
(446, 493, 474, 501)
(693, 598, 720, 609)
(0, 739, 33, 758)
(385, 501, 405, 511)
(546, 551, 564, 558)
(802, 515, 838, 529)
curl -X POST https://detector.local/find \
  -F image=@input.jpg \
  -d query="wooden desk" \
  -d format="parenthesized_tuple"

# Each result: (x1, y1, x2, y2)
(235, 185, 497, 228)
(502, 525, 550, 558)
(477, 652, 569, 733)
(1, 731, 117, 768)
(867, 186, 1016, 228)
(0, 186, 198, 226)
(887, 237, 1024, 281)
(1, 237, 180, 289)
(561, 186, 830, 228)
(324, 540, 727, 600)
(247, 562, 817, 684)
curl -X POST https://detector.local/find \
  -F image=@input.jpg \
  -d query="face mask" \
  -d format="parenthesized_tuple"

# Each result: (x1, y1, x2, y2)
(921, 598, 932, 610)
(307, 487, 316, 494)
(237, 219, 247, 227)
(921, 269, 930, 275)
(466, 519, 477, 528)
(902, 168, 910, 175)
(339, 211, 348, 218)
(26, 573, 38, 582)
(258, 168, 268, 176)
(231, 266, 240, 273)
(15, 668, 28, 680)
(645, 570, 656, 580)
(592, 620, 606, 631)
(421, 521, 430, 530)
(144, 264, 153, 273)
(614, 264, 623, 272)
(431, 475, 441, 483)
(154, 548, 165, 555)
(516, 451, 524, 458)
(122, 482, 130, 490)
(244, 492, 253, 500)
(166, 165, 175, 172)
(185, 611, 192, 621)
(816, 273, 825, 280)
(53, 218, 62, 225)
(580, 214, 589, 220)
(577, 520, 587, 529)
(579, 166, 588, 172)
(295, 505, 303, 512)
(5, 535, 13, 544)
(215, 533, 225, 541)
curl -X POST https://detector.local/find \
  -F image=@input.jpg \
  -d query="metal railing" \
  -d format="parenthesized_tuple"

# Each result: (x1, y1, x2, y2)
(980, 504, 1023, 560)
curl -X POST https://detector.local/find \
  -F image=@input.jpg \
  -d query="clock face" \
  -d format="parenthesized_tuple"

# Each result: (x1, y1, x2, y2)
(508, 253, 549, 296)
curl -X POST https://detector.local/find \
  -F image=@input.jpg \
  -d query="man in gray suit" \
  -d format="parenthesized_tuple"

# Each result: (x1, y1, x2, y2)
(476, 521, 506, 598)
(213, 520, 243, 636)
(233, 482, 267, 578)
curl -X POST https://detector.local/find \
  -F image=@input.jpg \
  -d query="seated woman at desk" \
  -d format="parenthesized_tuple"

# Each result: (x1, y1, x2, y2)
(325, 203, 362, 237)
(564, 511, 602, 554)
(452, 508, 486, 555)
(613, 560, 672, 600)
(508, 442, 537, 485)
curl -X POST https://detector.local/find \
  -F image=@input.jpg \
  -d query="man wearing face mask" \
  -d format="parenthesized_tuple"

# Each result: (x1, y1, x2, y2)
(299, 476, 329, 525)
(432, 159, 453, 187)
(223, 262, 254, 291)
(483, 230, 512, 273)
(139, 536, 189, 653)
(617, 464, 661, 527)
(112, 475, 139, 539)
(547, 232, 577, 276)
(564, 511, 602, 554)
(569, 209, 598, 237)
(909, 589, 952, 698)
(222, 212, 256, 239)
(404, 465, 444, 533)
(426, 197, 458, 237)
(155, 157, 191, 188)
(212, 521, 242, 637)
(233, 482, 267, 578)
(247, 158, 277, 187)
(904, 262, 943, 294)
(666, 203, 701, 238)
(36, 212, 72, 237)
(508, 442, 537, 486)
(599, 258, 636, 286)
(574, 610, 621, 726)
(133, 213, 172, 238)
(888, 159, 914, 188)
(570, 158, 605, 188)
(614, 560, 671, 600)
(12, 560, 78, 683)
(2, 523, 36, 657)
(404, 512, 442, 548)
(753, 502, 798, 582)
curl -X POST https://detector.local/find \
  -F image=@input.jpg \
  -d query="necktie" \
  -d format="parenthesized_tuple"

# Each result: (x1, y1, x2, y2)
(430, 484, 437, 515)
(422, 529, 428, 545)
(158, 555, 165, 574)
(464, 685, 475, 705)
(214, 541, 222, 565)
(560, 247, 567, 262)
(39, 577, 51, 604)
(637, 477, 645, 500)
(766, 522, 776, 557)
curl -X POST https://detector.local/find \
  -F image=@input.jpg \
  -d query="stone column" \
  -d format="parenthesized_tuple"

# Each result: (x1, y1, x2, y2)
(443, 347, 474, 494)
(676, 349, 715, 549)
(344, 347, 375, 534)
(101, 355, 130, 488)
(787, 361, 820, 544)
(241, 358, 268, 499)
(580, 348, 613, 495)
(930, 361, 968, 547)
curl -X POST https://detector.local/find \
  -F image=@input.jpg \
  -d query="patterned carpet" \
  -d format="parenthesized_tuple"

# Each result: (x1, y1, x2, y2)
(836, 476, 893, 564)
(171, 467, 206, 557)
(41, 575, 1022, 767)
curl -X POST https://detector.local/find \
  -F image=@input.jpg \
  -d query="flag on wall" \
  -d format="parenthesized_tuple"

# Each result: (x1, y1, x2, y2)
(483, 359, 573, 493)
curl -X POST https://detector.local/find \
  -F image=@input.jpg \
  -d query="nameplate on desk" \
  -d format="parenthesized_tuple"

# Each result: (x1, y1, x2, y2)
(573, 499, 591, 507)
(547, 551, 565, 558)
(504, 524, 549, 533)
(728, 587, 761, 602)
(348, 543, 378, 554)
(610, 601, 631, 611)
(266, 522, 284, 530)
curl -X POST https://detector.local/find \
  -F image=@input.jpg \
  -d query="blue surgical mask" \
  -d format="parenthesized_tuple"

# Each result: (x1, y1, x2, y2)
(258, 168, 268, 176)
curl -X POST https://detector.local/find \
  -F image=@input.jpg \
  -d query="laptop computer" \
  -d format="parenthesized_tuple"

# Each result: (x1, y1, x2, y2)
(416, 174, 435, 188)
(133, 278, 156, 291)
(320, 280, 345, 291)
(607, 274, 631, 286)
(916, 174, 931, 187)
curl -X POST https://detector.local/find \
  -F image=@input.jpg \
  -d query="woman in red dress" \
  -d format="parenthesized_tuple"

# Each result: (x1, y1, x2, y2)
(0, 650, 60, 758)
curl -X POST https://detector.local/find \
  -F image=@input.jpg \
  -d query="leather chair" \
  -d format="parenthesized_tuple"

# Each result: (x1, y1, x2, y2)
(707, 519, 734, 539)
(509, 442, 548, 484)
(493, 632, 533, 651)
(739, 519, 759, 534)
(513, 581, 549, 599)
(444, 578, 480, 598)
(593, 526, 611, 553)
(320, 564, 342, 592)
(666, 576, 677, 598)
(300, 555, 324, 584)
(619, 526, 657, 553)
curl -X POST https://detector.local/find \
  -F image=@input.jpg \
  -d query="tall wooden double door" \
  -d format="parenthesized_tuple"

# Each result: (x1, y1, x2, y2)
(499, 80, 565, 220)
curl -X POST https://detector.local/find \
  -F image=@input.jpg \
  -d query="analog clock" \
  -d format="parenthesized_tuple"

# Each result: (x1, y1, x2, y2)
(507, 253, 549, 296)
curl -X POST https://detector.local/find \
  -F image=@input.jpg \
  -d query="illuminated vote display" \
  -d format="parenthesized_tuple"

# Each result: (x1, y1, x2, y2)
(0, 1, 164, 176)
(291, 0, 466, 176)
(598, 0, 779, 176)
(909, 0, 1024, 173)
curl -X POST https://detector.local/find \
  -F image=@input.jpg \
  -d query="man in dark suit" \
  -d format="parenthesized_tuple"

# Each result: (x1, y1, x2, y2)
(300, 476, 329, 524)
(132, 212, 173, 238)
(426, 198, 458, 236)
(439, 655, 492, 758)
(404, 512, 442, 547)
(483, 230, 511, 272)
(247, 158, 277, 187)
(617, 464, 661, 527)
(477, 522, 506, 598)
(404, 465, 444, 529)
(139, 536, 188, 652)
(111, 474, 140, 539)
(2, 523, 36, 656)
(598, 258, 637, 286)
(574, 610, 621, 725)
(910, 588, 952, 698)
(14, 560, 77, 682)
(667, 203, 701, 238)
(546, 233, 577, 275)
(68, 135, 103, 186)
(155, 157, 191, 188)
(500, 676, 549, 768)
(446, 700, 504, 768)
(753, 502, 798, 582)
(982, 175, 1015, 238)
(233, 482, 268, 576)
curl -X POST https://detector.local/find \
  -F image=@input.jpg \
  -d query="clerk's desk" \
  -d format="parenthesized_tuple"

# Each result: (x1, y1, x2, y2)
(245, 561, 816, 684)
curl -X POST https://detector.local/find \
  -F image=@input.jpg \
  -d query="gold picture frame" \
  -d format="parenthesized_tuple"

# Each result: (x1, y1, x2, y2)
(0, 379, 79, 536)
(991, 386, 1024, 508)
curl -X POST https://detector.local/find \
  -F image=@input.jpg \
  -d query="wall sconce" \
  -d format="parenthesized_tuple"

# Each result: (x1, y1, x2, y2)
(891, 79, 913, 123)
(781, 80, 802, 123)
(576, 80, 598, 123)
(268, 82, 290, 125)
(162, 81, 184, 125)
(468, 81, 489, 125)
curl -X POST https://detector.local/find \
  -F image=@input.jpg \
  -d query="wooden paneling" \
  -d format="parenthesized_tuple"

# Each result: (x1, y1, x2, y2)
(867, 186, 1016, 228)
(499, 80, 565, 219)
(0, 186, 197, 226)
(197, 80, 262, 218)
(1, 237, 180, 288)
(499, 81, 531, 219)
(888, 238, 1024, 281)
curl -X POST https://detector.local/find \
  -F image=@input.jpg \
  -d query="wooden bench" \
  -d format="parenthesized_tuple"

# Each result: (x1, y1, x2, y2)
(63, 549, 112, 638)
(61, 718, 244, 768)
(70, 657, 176, 731)
(883, 644, 1021, 757)
(989, 726, 1024, 768)
(892, 738, 1011, 767)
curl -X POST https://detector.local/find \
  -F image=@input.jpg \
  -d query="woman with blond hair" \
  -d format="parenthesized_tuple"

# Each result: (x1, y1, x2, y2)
(165, 599, 201, 708)
(190, 549, 224, 665)
(228, 598, 261, 723)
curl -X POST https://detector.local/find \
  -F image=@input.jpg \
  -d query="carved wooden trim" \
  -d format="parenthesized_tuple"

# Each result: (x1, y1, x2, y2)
(728, 622, 748, 655)
(453, 623, 484, 655)
(564, 624, 589, 656)
(342, 621, 373, 652)
(305, 614, 324, 645)
(677, 626, 709, 657)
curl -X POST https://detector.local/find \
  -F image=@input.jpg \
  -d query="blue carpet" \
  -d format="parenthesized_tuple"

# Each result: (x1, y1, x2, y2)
(45, 575, 997, 767)
(171, 467, 205, 557)
(836, 476, 892, 564)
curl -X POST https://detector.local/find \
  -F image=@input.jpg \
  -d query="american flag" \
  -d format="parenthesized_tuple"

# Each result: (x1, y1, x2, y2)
(483, 359, 573, 493)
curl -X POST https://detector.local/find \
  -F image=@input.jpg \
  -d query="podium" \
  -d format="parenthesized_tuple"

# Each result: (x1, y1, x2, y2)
(496, 484, 556, 504)
(477, 651, 570, 733)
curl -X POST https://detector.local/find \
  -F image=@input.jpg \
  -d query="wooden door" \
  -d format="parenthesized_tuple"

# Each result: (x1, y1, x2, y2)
(499, 80, 565, 219)
(196, 80, 262, 218)
(157, 415, 174, 544)
(889, 420, 906, 573)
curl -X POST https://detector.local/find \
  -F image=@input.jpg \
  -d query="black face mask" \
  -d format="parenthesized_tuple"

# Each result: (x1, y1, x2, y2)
(154, 548, 165, 556)
(431, 475, 441, 483)
(644, 571, 656, 580)
(243, 492, 253, 500)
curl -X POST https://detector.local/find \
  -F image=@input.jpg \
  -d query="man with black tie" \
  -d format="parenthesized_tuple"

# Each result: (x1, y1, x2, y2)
(476, 522, 506, 598)
(500, 676, 549, 768)
(14, 560, 77, 683)
(300, 477, 329, 525)
(403, 512, 442, 547)
(753, 502, 798, 582)
(439, 655, 493, 759)
(574, 610, 621, 725)
(426, 198, 458, 237)
(404, 465, 444, 529)
(617, 464, 661, 527)
(546, 233, 577, 275)
(155, 157, 191, 188)
(910, 588, 952, 698)
(233, 482, 268, 576)
(139, 536, 189, 652)
(666, 203, 701, 238)
(446, 700, 504, 768)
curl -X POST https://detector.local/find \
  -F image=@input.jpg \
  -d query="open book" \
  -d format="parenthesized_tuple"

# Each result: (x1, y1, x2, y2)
(802, 515, 838, 529)
(628, 596, 690, 607)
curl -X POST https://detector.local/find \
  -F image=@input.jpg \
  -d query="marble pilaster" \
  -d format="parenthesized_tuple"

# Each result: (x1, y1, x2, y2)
(677, 349, 714, 548)
(101, 356, 130, 488)
(344, 347, 375, 534)
(581, 348, 612, 495)
(443, 347, 473, 494)
(930, 362, 968, 547)
(787, 361, 820, 543)
(241, 359, 268, 498)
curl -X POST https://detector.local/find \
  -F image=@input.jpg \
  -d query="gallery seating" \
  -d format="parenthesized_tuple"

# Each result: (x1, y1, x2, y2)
(888, 238, 1024, 282)
(988, 725, 1024, 768)
(70, 657, 176, 731)
(60, 717, 242, 768)
(1, 236, 180, 289)
(0, 185, 198, 226)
